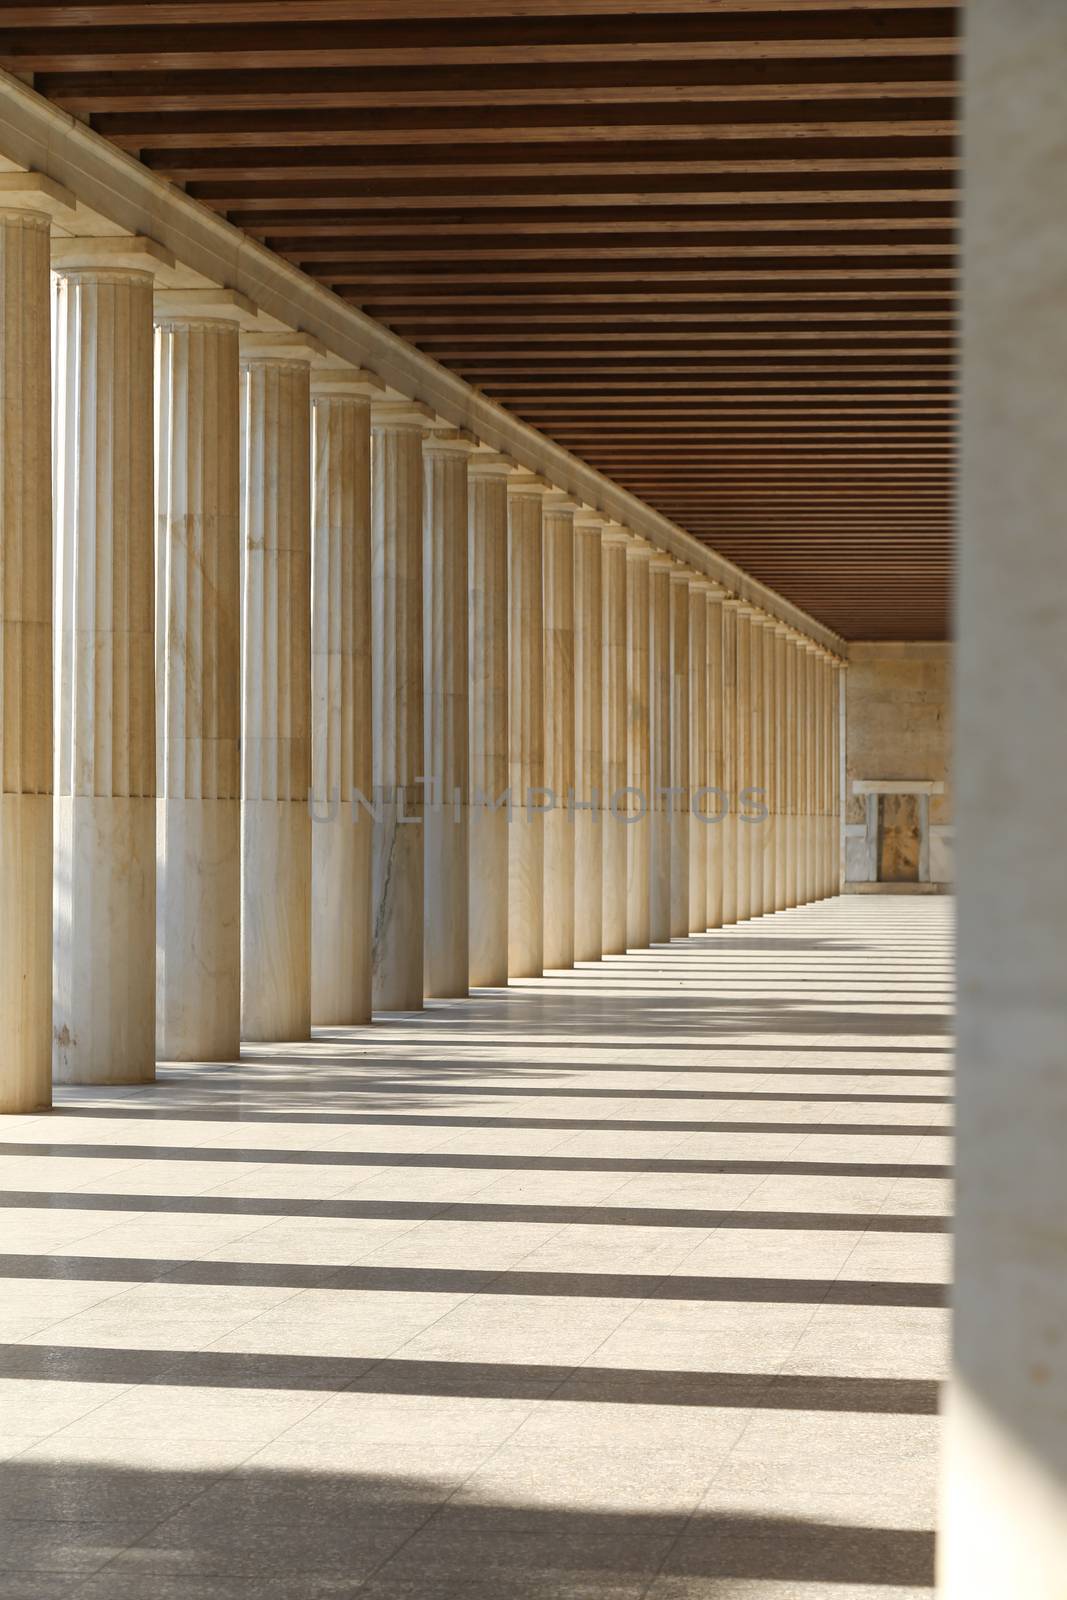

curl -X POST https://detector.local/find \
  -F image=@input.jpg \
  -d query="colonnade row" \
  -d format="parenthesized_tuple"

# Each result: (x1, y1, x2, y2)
(0, 210, 841, 1114)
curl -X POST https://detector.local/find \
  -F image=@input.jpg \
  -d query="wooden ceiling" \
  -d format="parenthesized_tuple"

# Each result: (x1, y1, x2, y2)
(2, 0, 958, 640)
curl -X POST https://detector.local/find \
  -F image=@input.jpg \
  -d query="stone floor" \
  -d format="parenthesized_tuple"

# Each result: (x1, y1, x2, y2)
(0, 894, 953, 1600)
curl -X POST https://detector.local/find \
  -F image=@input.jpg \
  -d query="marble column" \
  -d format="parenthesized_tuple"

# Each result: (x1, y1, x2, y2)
(794, 638, 809, 907)
(734, 606, 752, 923)
(818, 654, 831, 899)
(542, 493, 576, 971)
(687, 580, 708, 935)
(467, 453, 512, 988)
(154, 294, 242, 1061)
(648, 554, 673, 943)
(239, 334, 316, 1040)
(507, 473, 548, 979)
(309, 368, 377, 1025)
(748, 613, 767, 919)
(625, 541, 652, 950)
(705, 588, 726, 930)
(720, 598, 740, 924)
(773, 627, 790, 912)
(573, 509, 604, 963)
(601, 528, 630, 956)
(784, 633, 798, 909)
(0, 207, 52, 1111)
(423, 427, 475, 999)
(809, 643, 819, 908)
(832, 659, 843, 895)
(668, 568, 690, 940)
(371, 399, 431, 1012)
(53, 241, 160, 1084)
(944, 7, 1067, 1585)
(761, 617, 778, 916)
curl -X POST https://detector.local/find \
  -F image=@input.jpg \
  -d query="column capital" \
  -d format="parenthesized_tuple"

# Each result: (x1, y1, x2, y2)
(0, 170, 76, 225)
(370, 397, 435, 430)
(647, 548, 676, 574)
(507, 470, 551, 497)
(310, 364, 384, 401)
(624, 535, 653, 561)
(154, 287, 260, 329)
(598, 522, 633, 548)
(241, 329, 328, 366)
(423, 425, 478, 454)
(467, 450, 517, 478)
(543, 490, 581, 517)
(51, 233, 175, 279)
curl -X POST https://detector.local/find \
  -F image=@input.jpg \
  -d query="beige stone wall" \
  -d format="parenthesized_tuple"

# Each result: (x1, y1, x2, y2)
(845, 642, 953, 829)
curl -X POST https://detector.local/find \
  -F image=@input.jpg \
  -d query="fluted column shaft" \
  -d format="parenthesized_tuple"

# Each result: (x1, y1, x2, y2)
(601, 532, 629, 955)
(720, 600, 739, 925)
(734, 608, 752, 922)
(155, 313, 240, 1060)
(794, 638, 809, 906)
(784, 636, 798, 908)
(806, 646, 818, 904)
(761, 620, 777, 916)
(54, 265, 155, 1084)
(240, 353, 311, 1039)
(648, 557, 672, 943)
(573, 515, 603, 963)
(467, 455, 510, 987)
(0, 210, 52, 1111)
(688, 583, 708, 934)
(371, 404, 427, 1012)
(423, 431, 473, 999)
(625, 544, 651, 949)
(668, 570, 690, 940)
(774, 629, 789, 911)
(747, 616, 763, 917)
(310, 378, 373, 1024)
(542, 497, 576, 971)
(705, 590, 725, 930)
(507, 478, 546, 979)
(832, 660, 843, 894)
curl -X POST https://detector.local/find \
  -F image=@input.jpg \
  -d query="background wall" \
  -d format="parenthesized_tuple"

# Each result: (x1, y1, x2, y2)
(844, 641, 953, 886)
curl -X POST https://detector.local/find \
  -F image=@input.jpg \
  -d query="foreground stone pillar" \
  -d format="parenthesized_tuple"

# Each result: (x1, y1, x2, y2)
(943, 7, 1067, 1589)
(154, 295, 242, 1060)
(423, 428, 475, 999)
(705, 588, 726, 929)
(668, 568, 690, 939)
(573, 510, 604, 962)
(507, 474, 547, 978)
(720, 599, 739, 924)
(625, 541, 652, 949)
(601, 529, 630, 955)
(371, 400, 430, 1011)
(239, 334, 315, 1040)
(688, 580, 708, 934)
(0, 208, 52, 1110)
(542, 494, 576, 970)
(467, 453, 511, 988)
(648, 554, 673, 943)
(53, 242, 159, 1083)
(310, 369, 376, 1024)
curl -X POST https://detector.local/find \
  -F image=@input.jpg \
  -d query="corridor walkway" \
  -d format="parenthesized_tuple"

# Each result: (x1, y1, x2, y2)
(0, 896, 953, 1600)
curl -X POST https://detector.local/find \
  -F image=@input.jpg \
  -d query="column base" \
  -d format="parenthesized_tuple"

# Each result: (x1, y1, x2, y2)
(157, 796, 240, 1062)
(241, 798, 311, 1042)
(312, 805, 372, 1026)
(54, 794, 155, 1086)
(0, 794, 52, 1112)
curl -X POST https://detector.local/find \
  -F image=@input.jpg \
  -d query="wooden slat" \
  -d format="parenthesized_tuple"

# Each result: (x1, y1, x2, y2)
(1, 0, 958, 639)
